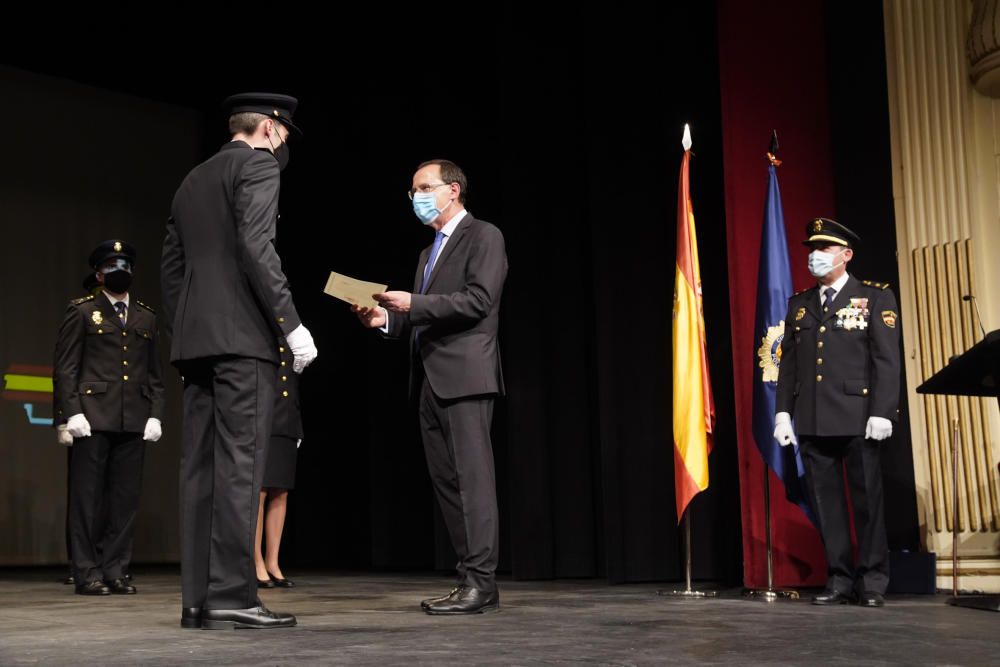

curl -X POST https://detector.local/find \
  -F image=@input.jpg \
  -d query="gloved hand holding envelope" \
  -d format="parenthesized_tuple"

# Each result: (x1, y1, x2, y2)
(324, 272, 388, 309)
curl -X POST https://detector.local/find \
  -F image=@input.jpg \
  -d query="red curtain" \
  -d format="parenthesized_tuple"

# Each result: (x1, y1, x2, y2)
(718, 0, 835, 587)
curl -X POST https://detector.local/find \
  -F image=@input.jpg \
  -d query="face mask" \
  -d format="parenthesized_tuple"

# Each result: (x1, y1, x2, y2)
(412, 192, 453, 225)
(268, 129, 290, 171)
(102, 270, 132, 294)
(807, 249, 845, 278)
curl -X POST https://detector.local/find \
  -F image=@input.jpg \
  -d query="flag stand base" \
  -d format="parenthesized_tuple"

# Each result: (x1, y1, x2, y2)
(742, 587, 799, 602)
(658, 588, 718, 598)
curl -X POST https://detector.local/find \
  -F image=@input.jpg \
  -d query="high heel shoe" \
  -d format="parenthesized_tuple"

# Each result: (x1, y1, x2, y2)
(257, 577, 275, 589)
(267, 570, 295, 588)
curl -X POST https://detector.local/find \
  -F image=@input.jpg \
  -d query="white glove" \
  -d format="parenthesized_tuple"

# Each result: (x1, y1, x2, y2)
(865, 416, 893, 441)
(773, 411, 797, 447)
(143, 417, 162, 442)
(57, 424, 74, 447)
(296, 438, 302, 449)
(286, 324, 318, 374)
(66, 413, 92, 439)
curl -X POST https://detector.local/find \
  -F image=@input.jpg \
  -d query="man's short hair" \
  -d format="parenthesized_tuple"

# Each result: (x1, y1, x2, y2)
(229, 112, 269, 136)
(418, 159, 468, 204)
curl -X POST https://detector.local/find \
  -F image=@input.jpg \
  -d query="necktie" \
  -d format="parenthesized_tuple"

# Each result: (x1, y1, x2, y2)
(823, 287, 836, 313)
(114, 301, 127, 326)
(420, 232, 445, 294)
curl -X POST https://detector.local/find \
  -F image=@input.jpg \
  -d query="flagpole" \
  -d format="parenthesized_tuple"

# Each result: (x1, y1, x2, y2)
(659, 508, 717, 598)
(744, 131, 799, 602)
(660, 123, 717, 601)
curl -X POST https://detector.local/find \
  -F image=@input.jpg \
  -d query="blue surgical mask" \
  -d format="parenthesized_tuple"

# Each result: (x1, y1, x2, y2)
(807, 249, 844, 278)
(412, 192, 452, 225)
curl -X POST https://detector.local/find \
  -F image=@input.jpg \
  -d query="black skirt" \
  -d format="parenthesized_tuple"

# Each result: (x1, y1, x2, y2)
(263, 435, 298, 490)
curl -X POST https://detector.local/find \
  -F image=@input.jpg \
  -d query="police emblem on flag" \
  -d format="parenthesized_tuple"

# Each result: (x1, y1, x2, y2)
(757, 321, 785, 383)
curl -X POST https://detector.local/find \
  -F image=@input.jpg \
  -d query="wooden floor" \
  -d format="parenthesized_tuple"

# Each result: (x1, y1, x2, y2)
(0, 567, 995, 665)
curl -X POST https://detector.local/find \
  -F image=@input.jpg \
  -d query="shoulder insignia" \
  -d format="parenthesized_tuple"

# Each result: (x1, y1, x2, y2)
(70, 295, 95, 305)
(135, 299, 156, 314)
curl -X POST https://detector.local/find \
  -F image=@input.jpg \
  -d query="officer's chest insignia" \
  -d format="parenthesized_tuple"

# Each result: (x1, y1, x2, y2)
(91, 310, 103, 325)
(882, 310, 897, 328)
(835, 298, 870, 331)
(795, 307, 806, 321)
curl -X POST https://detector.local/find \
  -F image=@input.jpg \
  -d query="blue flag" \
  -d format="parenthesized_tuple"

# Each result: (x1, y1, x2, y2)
(751, 164, 813, 520)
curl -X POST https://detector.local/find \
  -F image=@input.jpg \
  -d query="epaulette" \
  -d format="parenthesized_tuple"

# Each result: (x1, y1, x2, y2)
(70, 295, 95, 306)
(861, 280, 890, 290)
(135, 299, 156, 314)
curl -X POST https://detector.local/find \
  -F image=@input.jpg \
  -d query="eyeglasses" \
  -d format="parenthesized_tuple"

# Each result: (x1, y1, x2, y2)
(407, 182, 452, 200)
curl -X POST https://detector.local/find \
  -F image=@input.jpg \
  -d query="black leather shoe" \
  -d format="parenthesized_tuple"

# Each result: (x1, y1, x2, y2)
(858, 591, 885, 607)
(425, 586, 500, 615)
(180, 607, 201, 629)
(62, 574, 75, 585)
(106, 577, 136, 594)
(75, 580, 111, 596)
(811, 589, 853, 605)
(257, 578, 275, 589)
(267, 571, 295, 588)
(201, 605, 297, 630)
(421, 587, 460, 610)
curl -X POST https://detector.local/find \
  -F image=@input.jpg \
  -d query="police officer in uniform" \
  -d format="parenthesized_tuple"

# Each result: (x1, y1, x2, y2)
(53, 240, 165, 595)
(774, 218, 900, 608)
(162, 93, 317, 629)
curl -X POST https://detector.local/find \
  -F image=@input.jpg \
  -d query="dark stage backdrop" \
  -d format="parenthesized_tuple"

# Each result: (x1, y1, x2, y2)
(1, 0, 918, 585)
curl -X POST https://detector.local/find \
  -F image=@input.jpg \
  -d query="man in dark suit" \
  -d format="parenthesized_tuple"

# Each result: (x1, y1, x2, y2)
(354, 159, 507, 615)
(162, 93, 317, 630)
(774, 217, 900, 608)
(53, 240, 165, 596)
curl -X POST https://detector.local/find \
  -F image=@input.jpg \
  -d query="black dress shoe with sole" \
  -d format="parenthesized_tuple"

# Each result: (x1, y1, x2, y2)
(811, 589, 854, 605)
(106, 577, 137, 594)
(257, 578, 276, 589)
(75, 580, 111, 596)
(858, 591, 885, 607)
(180, 607, 202, 629)
(425, 586, 500, 615)
(201, 606, 297, 629)
(421, 587, 460, 610)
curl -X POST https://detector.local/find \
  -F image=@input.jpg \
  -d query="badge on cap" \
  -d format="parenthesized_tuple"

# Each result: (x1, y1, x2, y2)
(812, 219, 823, 233)
(113, 241, 122, 252)
(882, 310, 897, 328)
(92, 311, 103, 325)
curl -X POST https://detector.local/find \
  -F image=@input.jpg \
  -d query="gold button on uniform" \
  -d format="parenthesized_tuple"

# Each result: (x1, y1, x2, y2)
(281, 361, 286, 367)
(282, 390, 289, 397)
(122, 331, 127, 337)
(123, 360, 128, 366)
(279, 346, 285, 353)
(97, 329, 103, 334)
(123, 375, 129, 381)
(817, 358, 823, 365)
(863, 388, 869, 395)
(819, 326, 826, 333)
(85, 389, 92, 395)
(278, 317, 285, 324)
(282, 376, 287, 382)
(817, 341, 824, 348)
(816, 375, 823, 382)
(123, 346, 127, 351)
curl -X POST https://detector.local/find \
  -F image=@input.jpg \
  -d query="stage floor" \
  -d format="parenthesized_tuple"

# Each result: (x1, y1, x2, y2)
(0, 567, 994, 665)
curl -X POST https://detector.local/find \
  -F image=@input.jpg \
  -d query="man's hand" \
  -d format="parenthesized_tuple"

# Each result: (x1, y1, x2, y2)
(143, 418, 162, 442)
(286, 324, 318, 373)
(373, 291, 412, 313)
(57, 424, 74, 447)
(865, 416, 893, 441)
(352, 304, 387, 329)
(66, 413, 92, 439)
(773, 411, 797, 447)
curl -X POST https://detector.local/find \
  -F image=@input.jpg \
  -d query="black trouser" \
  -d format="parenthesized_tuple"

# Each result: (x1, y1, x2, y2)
(418, 377, 499, 593)
(800, 435, 890, 595)
(69, 431, 145, 584)
(179, 356, 276, 610)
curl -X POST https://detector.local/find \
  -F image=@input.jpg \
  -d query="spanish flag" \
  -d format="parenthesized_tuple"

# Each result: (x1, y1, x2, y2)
(673, 125, 715, 522)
